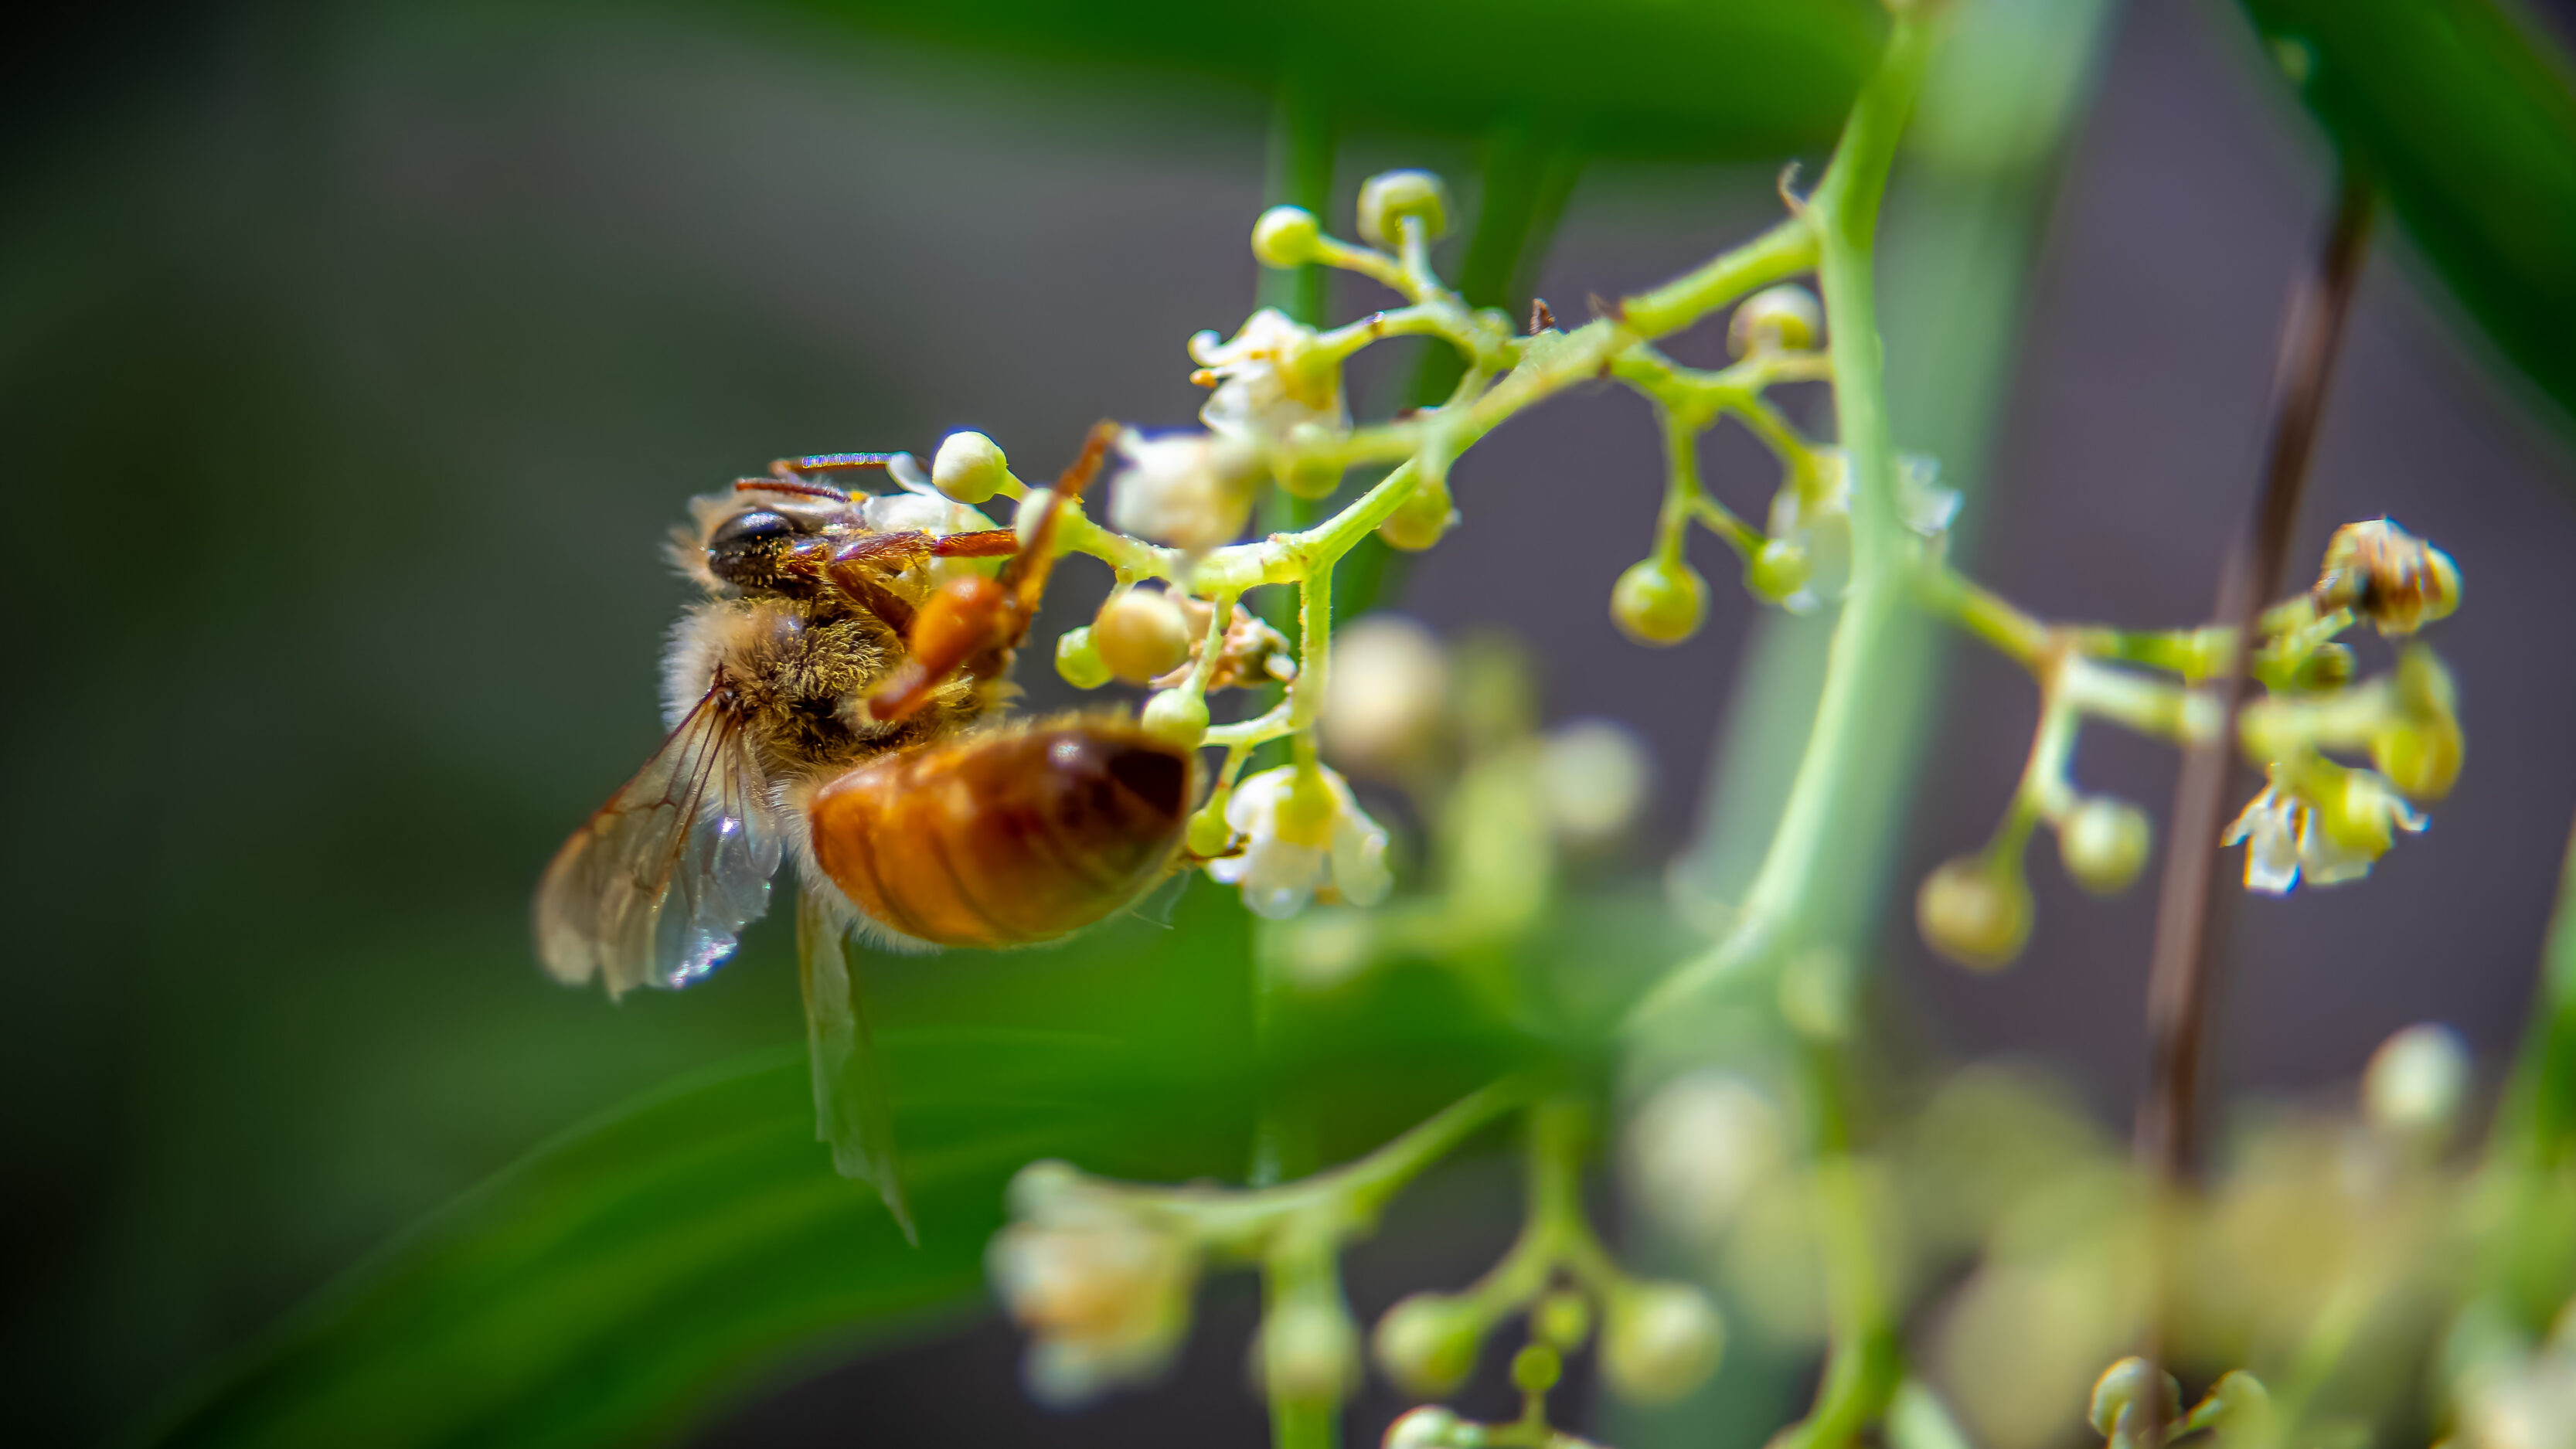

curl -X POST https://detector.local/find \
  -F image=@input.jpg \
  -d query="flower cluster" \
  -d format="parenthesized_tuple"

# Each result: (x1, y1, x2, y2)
(988, 1162, 1202, 1406)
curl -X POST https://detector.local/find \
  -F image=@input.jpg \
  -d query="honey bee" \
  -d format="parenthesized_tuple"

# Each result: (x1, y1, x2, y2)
(533, 428, 1196, 1233)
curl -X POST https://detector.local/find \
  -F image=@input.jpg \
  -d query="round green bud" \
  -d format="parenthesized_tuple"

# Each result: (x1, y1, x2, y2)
(1510, 1344, 1562, 1396)
(1533, 1291, 1593, 1352)
(1373, 1293, 1485, 1396)
(1251, 205, 1322, 268)
(1915, 855, 2033, 971)
(1357, 170, 1450, 249)
(1140, 688, 1209, 749)
(1384, 1406, 1462, 1449)
(2189, 1370, 2275, 1437)
(1727, 284, 1823, 358)
(1054, 627, 1112, 689)
(1279, 422, 1346, 500)
(1092, 587, 1194, 682)
(1744, 538, 1812, 604)
(2363, 1022, 2469, 1141)
(1378, 475, 1455, 552)
(2312, 769, 2402, 855)
(931, 430, 1010, 504)
(2089, 1356, 2180, 1438)
(1600, 1281, 1724, 1403)
(1186, 792, 1234, 858)
(1611, 557, 1710, 646)
(2058, 797, 2151, 896)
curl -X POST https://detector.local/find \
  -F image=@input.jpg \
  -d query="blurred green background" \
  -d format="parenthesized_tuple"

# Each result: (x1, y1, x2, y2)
(5, 0, 2576, 1445)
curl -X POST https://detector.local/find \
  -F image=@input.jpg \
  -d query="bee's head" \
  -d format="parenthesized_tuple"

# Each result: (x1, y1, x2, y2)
(678, 481, 854, 595)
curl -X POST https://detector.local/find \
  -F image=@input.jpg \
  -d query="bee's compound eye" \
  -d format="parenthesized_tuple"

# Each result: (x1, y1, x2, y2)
(707, 509, 798, 585)
(710, 509, 795, 550)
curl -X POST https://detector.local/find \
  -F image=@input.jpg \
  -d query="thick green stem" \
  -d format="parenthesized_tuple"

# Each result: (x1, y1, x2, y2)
(1627, 12, 1936, 1026)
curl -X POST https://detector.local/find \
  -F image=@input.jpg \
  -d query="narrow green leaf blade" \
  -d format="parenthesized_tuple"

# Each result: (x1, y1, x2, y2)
(2241, 1, 2576, 427)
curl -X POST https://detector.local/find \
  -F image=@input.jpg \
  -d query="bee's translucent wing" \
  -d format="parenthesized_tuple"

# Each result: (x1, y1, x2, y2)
(534, 686, 784, 995)
(798, 888, 915, 1242)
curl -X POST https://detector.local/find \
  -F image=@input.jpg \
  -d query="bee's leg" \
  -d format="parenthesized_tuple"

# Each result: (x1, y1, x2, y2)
(868, 423, 1119, 723)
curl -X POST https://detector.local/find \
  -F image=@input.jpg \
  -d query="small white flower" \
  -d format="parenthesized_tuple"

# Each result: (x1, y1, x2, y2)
(1191, 308, 1347, 453)
(989, 1162, 1200, 1406)
(2224, 784, 2306, 895)
(1626, 1071, 1785, 1247)
(2222, 768, 2428, 895)
(1319, 615, 1449, 774)
(1107, 428, 1262, 553)
(1537, 719, 1652, 847)
(1206, 765, 1392, 919)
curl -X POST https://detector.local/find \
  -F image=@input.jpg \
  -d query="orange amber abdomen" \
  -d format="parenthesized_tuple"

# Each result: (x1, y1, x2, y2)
(808, 720, 1194, 947)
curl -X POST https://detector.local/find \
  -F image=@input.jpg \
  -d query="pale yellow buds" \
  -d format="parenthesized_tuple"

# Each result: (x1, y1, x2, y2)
(2373, 645, 2464, 800)
(2089, 1356, 2181, 1442)
(1257, 1296, 1361, 1403)
(1186, 790, 1233, 859)
(1727, 284, 1824, 358)
(2058, 797, 2151, 896)
(1745, 537, 1812, 604)
(1357, 169, 1450, 249)
(1626, 1071, 1784, 1247)
(1321, 615, 1450, 776)
(1139, 687, 1209, 749)
(1384, 1406, 1463, 1449)
(1611, 557, 1710, 646)
(1600, 1281, 1725, 1403)
(2363, 1022, 2469, 1141)
(1536, 719, 1652, 846)
(1379, 474, 1456, 551)
(2313, 518, 2461, 635)
(1251, 205, 1322, 268)
(931, 429, 1011, 504)
(1055, 626, 1113, 689)
(1372, 1292, 1485, 1396)
(1093, 587, 1193, 682)
(1917, 855, 2033, 971)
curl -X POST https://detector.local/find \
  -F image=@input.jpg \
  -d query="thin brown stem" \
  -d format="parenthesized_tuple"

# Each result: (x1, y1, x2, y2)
(2130, 175, 2375, 1440)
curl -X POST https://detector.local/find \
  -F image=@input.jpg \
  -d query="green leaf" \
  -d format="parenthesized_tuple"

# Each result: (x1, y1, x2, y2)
(132, 880, 1558, 1449)
(761, 0, 1886, 160)
(2239, 1, 2576, 427)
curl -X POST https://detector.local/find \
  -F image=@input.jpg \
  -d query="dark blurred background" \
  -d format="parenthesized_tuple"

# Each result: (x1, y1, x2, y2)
(5, 0, 2574, 1444)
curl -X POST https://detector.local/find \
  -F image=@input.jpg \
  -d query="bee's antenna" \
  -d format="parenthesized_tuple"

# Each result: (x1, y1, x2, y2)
(734, 477, 852, 502)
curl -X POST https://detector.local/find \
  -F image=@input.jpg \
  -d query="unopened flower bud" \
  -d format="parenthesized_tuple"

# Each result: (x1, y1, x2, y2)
(1611, 557, 1710, 646)
(931, 430, 1011, 504)
(1511, 1344, 1562, 1396)
(1187, 789, 1234, 858)
(1094, 587, 1195, 682)
(1373, 1293, 1486, 1396)
(1601, 1281, 1724, 1403)
(1533, 1291, 1593, 1352)
(1537, 719, 1652, 846)
(2313, 518, 2462, 634)
(1384, 1406, 1462, 1449)
(1379, 474, 1455, 551)
(1357, 170, 1449, 249)
(1260, 1298, 1361, 1403)
(1627, 1071, 1784, 1244)
(1916, 855, 2033, 971)
(2375, 646, 2464, 800)
(2089, 1356, 2181, 1440)
(1140, 688, 1209, 749)
(2312, 767, 2423, 857)
(2059, 797, 2151, 896)
(1252, 205, 1322, 267)
(1055, 627, 1112, 689)
(2363, 1022, 2469, 1141)
(1745, 538, 1812, 604)
(2184, 1370, 2274, 1437)
(1322, 616, 1450, 775)
(1727, 284, 1824, 357)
